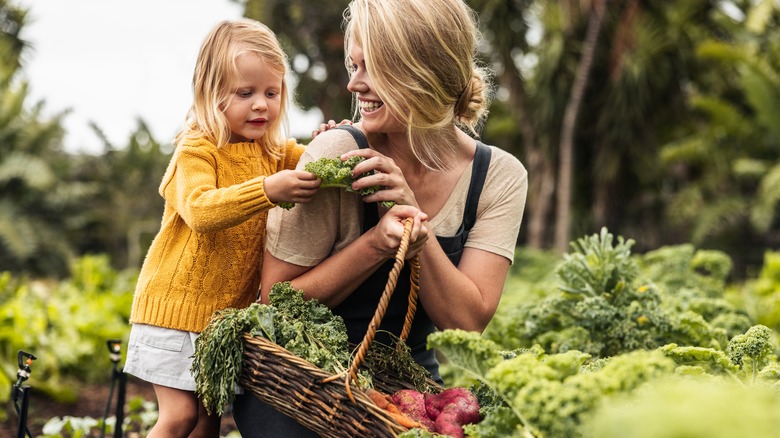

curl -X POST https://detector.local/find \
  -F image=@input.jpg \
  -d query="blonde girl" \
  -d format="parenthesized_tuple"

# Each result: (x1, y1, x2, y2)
(123, 19, 320, 438)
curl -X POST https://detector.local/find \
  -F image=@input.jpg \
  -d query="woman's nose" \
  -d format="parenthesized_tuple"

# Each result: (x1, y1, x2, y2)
(347, 72, 367, 93)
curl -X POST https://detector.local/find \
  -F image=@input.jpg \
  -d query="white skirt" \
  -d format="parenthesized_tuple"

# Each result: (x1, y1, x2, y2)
(123, 323, 199, 391)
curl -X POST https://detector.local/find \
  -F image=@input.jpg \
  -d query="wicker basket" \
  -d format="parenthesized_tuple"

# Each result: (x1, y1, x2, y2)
(239, 218, 437, 437)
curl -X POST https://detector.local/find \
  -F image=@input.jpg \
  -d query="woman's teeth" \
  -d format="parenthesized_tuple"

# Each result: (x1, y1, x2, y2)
(360, 101, 383, 112)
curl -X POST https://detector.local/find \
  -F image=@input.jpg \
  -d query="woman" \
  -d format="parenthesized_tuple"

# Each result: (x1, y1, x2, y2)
(233, 0, 527, 435)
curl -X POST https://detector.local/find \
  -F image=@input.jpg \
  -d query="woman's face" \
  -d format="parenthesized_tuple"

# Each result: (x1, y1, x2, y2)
(346, 38, 405, 134)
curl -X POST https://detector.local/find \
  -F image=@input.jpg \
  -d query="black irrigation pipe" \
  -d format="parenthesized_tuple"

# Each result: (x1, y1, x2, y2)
(100, 339, 127, 438)
(11, 350, 36, 438)
(11, 340, 129, 438)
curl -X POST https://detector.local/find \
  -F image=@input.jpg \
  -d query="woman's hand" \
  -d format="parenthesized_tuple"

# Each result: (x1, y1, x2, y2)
(341, 148, 418, 208)
(311, 119, 353, 139)
(264, 169, 321, 205)
(371, 205, 429, 260)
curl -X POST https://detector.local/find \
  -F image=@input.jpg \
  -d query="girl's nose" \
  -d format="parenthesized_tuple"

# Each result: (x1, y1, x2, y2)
(252, 97, 267, 111)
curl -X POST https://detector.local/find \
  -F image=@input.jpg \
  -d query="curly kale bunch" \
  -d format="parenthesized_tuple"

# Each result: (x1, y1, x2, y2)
(307, 156, 395, 208)
(429, 330, 676, 438)
(488, 228, 754, 359)
(492, 228, 671, 357)
(727, 324, 777, 380)
(277, 156, 394, 209)
(268, 281, 350, 373)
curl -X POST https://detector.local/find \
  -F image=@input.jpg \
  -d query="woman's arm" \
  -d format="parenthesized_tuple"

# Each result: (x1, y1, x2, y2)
(416, 239, 510, 332)
(260, 205, 429, 306)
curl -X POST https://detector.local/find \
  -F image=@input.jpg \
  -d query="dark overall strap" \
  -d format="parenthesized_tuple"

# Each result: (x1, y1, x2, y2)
(464, 142, 491, 231)
(436, 142, 492, 265)
(336, 124, 369, 149)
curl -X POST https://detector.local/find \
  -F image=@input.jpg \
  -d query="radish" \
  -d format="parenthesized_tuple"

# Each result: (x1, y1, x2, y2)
(392, 389, 435, 430)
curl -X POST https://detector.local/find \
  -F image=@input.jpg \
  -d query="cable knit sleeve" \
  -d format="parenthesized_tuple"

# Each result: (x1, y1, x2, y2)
(282, 138, 306, 170)
(159, 139, 275, 233)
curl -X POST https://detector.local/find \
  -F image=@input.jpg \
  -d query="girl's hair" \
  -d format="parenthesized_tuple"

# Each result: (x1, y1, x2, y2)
(344, 0, 493, 171)
(175, 19, 289, 154)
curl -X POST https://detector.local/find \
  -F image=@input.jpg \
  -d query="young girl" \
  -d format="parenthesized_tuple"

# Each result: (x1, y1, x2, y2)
(123, 19, 320, 438)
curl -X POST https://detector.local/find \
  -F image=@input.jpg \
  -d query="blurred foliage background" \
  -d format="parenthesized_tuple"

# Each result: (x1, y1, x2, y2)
(3, 1, 780, 433)
(3, 0, 780, 280)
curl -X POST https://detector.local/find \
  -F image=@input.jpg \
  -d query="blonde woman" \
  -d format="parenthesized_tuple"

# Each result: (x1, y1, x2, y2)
(233, 0, 528, 436)
(123, 19, 321, 437)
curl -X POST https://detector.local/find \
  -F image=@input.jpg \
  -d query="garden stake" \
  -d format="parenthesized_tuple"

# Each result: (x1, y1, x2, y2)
(11, 350, 36, 438)
(100, 339, 127, 438)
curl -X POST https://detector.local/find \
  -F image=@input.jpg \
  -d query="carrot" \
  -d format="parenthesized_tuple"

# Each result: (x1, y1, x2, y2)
(387, 411, 423, 429)
(366, 388, 391, 409)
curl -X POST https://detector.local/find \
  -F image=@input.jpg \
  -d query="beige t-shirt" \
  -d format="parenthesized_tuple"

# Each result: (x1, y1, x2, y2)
(266, 128, 527, 267)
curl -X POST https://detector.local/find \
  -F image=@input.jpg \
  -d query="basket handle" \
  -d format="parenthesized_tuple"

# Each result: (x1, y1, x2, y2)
(398, 254, 420, 346)
(325, 217, 421, 402)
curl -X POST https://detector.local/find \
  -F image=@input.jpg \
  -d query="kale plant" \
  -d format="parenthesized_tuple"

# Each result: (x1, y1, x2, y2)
(278, 156, 395, 209)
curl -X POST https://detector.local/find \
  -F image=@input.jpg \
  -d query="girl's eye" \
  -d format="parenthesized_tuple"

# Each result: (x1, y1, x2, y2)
(237, 90, 252, 98)
(349, 64, 358, 74)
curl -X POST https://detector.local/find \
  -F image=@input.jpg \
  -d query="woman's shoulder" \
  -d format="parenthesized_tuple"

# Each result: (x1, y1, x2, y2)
(303, 127, 362, 160)
(483, 143, 527, 179)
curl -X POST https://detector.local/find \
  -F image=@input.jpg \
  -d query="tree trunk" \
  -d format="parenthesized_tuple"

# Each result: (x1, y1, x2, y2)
(554, 0, 607, 253)
(498, 42, 554, 249)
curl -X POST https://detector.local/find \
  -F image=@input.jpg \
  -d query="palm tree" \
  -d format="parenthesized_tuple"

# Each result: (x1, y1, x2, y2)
(659, 1, 780, 273)
(554, 0, 607, 253)
(0, 2, 93, 277)
(71, 120, 171, 269)
(243, 0, 354, 121)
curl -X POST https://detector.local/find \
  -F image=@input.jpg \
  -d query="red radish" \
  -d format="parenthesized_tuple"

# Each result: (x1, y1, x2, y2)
(424, 387, 481, 437)
(392, 389, 434, 430)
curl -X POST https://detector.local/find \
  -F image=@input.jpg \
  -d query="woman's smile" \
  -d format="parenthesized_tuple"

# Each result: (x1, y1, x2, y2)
(359, 99, 384, 114)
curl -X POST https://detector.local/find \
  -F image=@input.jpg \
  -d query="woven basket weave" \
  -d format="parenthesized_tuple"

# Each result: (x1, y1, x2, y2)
(240, 218, 437, 437)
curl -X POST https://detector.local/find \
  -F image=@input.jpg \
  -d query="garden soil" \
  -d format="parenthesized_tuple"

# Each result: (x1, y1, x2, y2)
(1, 375, 238, 437)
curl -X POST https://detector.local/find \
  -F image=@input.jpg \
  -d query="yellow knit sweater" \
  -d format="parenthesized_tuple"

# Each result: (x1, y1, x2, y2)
(130, 137, 305, 333)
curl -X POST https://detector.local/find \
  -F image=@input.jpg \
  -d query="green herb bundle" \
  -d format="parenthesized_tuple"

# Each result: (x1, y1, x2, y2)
(192, 282, 350, 415)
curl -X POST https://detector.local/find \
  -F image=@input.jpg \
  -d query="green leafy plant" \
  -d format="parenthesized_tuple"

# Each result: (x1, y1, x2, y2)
(280, 156, 395, 209)
(0, 255, 136, 406)
(485, 228, 754, 358)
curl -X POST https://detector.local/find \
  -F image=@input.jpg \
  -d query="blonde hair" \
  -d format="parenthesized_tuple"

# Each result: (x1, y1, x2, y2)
(344, 0, 492, 170)
(175, 19, 289, 155)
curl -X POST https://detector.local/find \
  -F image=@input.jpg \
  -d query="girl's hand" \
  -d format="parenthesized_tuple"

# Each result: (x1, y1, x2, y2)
(311, 119, 353, 139)
(371, 205, 429, 260)
(341, 148, 418, 208)
(264, 169, 321, 204)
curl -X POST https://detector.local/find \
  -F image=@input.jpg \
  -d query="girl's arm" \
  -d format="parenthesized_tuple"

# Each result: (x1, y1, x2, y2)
(162, 141, 275, 233)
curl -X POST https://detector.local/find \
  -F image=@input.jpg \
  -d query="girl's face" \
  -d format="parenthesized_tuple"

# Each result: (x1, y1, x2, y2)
(347, 38, 404, 134)
(223, 51, 283, 143)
